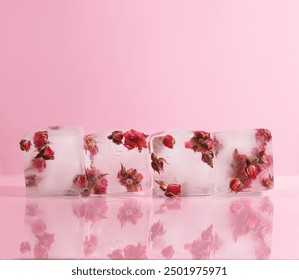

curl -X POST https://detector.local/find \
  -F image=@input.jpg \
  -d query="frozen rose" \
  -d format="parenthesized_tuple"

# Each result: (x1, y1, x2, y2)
(32, 158, 46, 172)
(165, 184, 181, 197)
(123, 129, 148, 152)
(151, 153, 166, 174)
(19, 139, 32, 152)
(84, 135, 99, 157)
(107, 130, 123, 145)
(36, 146, 55, 160)
(33, 131, 49, 150)
(229, 178, 243, 193)
(73, 174, 86, 188)
(162, 135, 175, 149)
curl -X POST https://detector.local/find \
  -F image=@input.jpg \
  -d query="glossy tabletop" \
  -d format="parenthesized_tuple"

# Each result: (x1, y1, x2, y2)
(0, 176, 298, 259)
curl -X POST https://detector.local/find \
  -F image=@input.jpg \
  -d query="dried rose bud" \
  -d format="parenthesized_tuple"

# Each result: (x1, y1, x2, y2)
(229, 178, 243, 193)
(19, 139, 32, 152)
(84, 135, 99, 157)
(32, 158, 46, 172)
(245, 161, 258, 179)
(151, 153, 166, 174)
(261, 175, 274, 189)
(165, 184, 181, 197)
(154, 180, 167, 192)
(33, 131, 49, 150)
(36, 146, 55, 160)
(123, 129, 148, 152)
(73, 174, 86, 188)
(162, 135, 175, 149)
(108, 131, 124, 145)
(256, 129, 272, 143)
(201, 150, 214, 168)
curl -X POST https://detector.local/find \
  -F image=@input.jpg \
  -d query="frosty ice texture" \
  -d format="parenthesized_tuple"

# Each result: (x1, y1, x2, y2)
(84, 129, 151, 195)
(149, 130, 214, 196)
(213, 129, 273, 194)
(20, 126, 86, 196)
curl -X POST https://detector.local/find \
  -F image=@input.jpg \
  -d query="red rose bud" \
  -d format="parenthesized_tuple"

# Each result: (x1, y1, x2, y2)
(73, 174, 86, 188)
(32, 158, 46, 172)
(165, 184, 181, 197)
(229, 178, 243, 193)
(36, 146, 55, 160)
(108, 131, 123, 145)
(19, 139, 32, 152)
(33, 131, 49, 150)
(162, 135, 175, 149)
(123, 129, 148, 152)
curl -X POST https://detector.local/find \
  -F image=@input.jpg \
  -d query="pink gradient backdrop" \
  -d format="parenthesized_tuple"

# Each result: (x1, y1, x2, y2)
(1, 0, 299, 175)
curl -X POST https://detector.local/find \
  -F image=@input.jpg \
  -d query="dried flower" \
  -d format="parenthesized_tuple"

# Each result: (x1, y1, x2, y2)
(165, 184, 181, 197)
(261, 175, 274, 189)
(73, 174, 86, 188)
(33, 131, 49, 150)
(84, 135, 99, 157)
(123, 129, 148, 152)
(35, 146, 55, 160)
(185, 131, 214, 167)
(19, 139, 32, 152)
(151, 153, 167, 174)
(256, 129, 272, 143)
(32, 158, 46, 172)
(229, 178, 244, 193)
(162, 135, 175, 149)
(117, 164, 143, 192)
(107, 130, 123, 145)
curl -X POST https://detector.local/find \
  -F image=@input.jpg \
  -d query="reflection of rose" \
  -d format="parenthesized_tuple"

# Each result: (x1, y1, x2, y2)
(19, 139, 32, 152)
(117, 199, 143, 227)
(33, 131, 48, 150)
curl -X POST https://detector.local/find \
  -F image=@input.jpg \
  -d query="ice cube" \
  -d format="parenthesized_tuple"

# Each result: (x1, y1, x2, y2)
(20, 126, 86, 196)
(213, 129, 274, 194)
(84, 129, 151, 195)
(149, 130, 214, 197)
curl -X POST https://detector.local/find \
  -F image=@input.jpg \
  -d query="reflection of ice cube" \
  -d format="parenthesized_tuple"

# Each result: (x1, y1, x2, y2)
(83, 197, 152, 259)
(85, 130, 151, 195)
(213, 196, 273, 259)
(213, 129, 274, 194)
(150, 130, 214, 197)
(21, 126, 86, 196)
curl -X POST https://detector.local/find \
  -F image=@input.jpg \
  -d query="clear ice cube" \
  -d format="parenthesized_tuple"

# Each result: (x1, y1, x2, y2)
(20, 126, 86, 196)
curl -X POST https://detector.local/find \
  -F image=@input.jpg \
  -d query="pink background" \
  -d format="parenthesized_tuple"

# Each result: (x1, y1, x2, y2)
(1, 0, 299, 175)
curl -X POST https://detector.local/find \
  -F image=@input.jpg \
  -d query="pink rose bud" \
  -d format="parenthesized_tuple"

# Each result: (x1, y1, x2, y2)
(162, 135, 175, 149)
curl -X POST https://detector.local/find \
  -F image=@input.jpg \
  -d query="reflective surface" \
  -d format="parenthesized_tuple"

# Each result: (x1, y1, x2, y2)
(0, 179, 298, 259)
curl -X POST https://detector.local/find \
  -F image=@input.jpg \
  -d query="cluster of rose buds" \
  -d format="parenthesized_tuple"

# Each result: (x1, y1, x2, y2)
(229, 129, 273, 193)
(108, 129, 148, 152)
(20, 131, 55, 173)
(74, 167, 108, 195)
